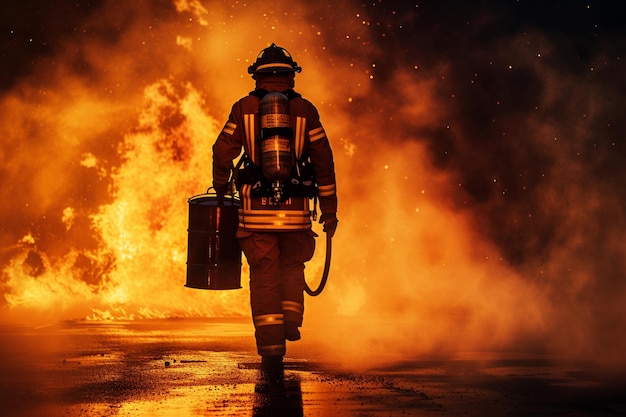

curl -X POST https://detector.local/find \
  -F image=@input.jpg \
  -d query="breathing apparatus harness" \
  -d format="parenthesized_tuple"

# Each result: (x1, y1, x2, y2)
(233, 88, 331, 296)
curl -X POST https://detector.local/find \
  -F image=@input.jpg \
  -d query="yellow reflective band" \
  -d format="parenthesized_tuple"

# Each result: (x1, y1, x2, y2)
(309, 127, 326, 142)
(318, 184, 336, 197)
(282, 301, 304, 315)
(240, 184, 252, 211)
(258, 344, 286, 356)
(244, 113, 257, 164)
(238, 187, 312, 231)
(295, 117, 306, 160)
(239, 210, 311, 230)
(256, 62, 294, 71)
(254, 314, 284, 327)
(223, 121, 236, 136)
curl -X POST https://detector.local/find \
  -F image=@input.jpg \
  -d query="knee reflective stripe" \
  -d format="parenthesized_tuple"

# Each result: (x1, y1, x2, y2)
(254, 313, 284, 327)
(258, 343, 286, 357)
(318, 183, 336, 197)
(282, 301, 304, 315)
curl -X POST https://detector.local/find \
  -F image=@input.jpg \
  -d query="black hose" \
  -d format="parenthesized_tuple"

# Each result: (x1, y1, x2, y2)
(304, 232, 332, 296)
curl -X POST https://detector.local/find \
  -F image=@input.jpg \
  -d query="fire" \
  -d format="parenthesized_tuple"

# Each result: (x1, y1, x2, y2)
(3, 75, 254, 321)
(1, 0, 625, 369)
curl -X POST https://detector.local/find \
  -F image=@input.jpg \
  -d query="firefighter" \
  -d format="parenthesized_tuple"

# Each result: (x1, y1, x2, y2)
(212, 43, 338, 372)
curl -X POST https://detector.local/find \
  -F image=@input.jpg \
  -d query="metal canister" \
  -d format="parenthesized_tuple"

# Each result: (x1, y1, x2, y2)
(185, 192, 241, 290)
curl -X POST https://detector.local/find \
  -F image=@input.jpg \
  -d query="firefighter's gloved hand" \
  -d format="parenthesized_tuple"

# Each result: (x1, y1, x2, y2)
(214, 183, 229, 201)
(319, 213, 338, 238)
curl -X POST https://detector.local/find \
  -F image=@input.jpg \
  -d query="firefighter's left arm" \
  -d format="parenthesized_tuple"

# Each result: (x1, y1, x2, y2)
(312, 135, 338, 237)
(306, 107, 338, 217)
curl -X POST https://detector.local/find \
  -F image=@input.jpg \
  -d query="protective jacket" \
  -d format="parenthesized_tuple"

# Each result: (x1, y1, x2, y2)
(212, 83, 337, 230)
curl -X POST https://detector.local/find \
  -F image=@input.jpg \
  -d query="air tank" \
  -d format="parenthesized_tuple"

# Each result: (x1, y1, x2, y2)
(259, 92, 293, 201)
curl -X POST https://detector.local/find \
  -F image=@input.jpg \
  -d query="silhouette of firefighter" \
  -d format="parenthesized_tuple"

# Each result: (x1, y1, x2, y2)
(212, 43, 338, 372)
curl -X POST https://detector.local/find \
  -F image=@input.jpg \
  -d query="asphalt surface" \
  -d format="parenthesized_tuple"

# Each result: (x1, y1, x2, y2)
(0, 319, 625, 416)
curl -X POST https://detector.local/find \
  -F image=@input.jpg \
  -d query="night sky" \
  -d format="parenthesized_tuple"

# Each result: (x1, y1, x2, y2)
(1, 0, 626, 362)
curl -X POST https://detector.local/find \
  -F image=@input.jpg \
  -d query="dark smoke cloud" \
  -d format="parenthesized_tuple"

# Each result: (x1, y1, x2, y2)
(315, 0, 626, 264)
(304, 0, 626, 362)
(1, 1, 103, 90)
(320, 0, 626, 257)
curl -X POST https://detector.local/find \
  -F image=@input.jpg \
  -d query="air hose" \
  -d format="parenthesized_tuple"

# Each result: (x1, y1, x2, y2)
(304, 232, 332, 296)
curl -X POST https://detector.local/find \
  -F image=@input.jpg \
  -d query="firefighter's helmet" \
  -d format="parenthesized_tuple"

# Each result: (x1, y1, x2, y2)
(248, 43, 302, 75)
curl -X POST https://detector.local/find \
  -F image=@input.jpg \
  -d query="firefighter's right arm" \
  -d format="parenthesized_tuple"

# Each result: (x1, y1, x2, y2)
(212, 102, 245, 192)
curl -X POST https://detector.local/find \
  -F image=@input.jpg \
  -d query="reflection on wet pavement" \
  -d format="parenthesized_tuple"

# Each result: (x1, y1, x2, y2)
(253, 373, 303, 417)
(0, 319, 624, 416)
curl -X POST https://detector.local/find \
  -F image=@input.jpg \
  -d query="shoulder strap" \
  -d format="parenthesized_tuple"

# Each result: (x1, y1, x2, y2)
(281, 89, 302, 100)
(249, 88, 268, 99)
(249, 88, 301, 100)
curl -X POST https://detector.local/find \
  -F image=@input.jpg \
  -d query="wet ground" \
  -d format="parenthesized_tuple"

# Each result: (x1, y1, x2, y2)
(0, 319, 625, 416)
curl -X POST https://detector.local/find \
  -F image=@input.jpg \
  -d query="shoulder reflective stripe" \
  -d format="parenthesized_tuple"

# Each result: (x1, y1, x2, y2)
(282, 301, 304, 315)
(318, 184, 336, 197)
(309, 126, 326, 142)
(244, 113, 257, 164)
(294, 117, 306, 160)
(223, 121, 236, 136)
(254, 314, 284, 327)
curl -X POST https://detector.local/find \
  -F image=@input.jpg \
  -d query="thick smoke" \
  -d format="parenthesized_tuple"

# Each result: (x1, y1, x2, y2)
(300, 1, 626, 368)
(1, 0, 625, 368)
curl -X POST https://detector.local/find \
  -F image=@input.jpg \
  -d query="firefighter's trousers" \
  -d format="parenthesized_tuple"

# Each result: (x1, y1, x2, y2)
(237, 230, 316, 357)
